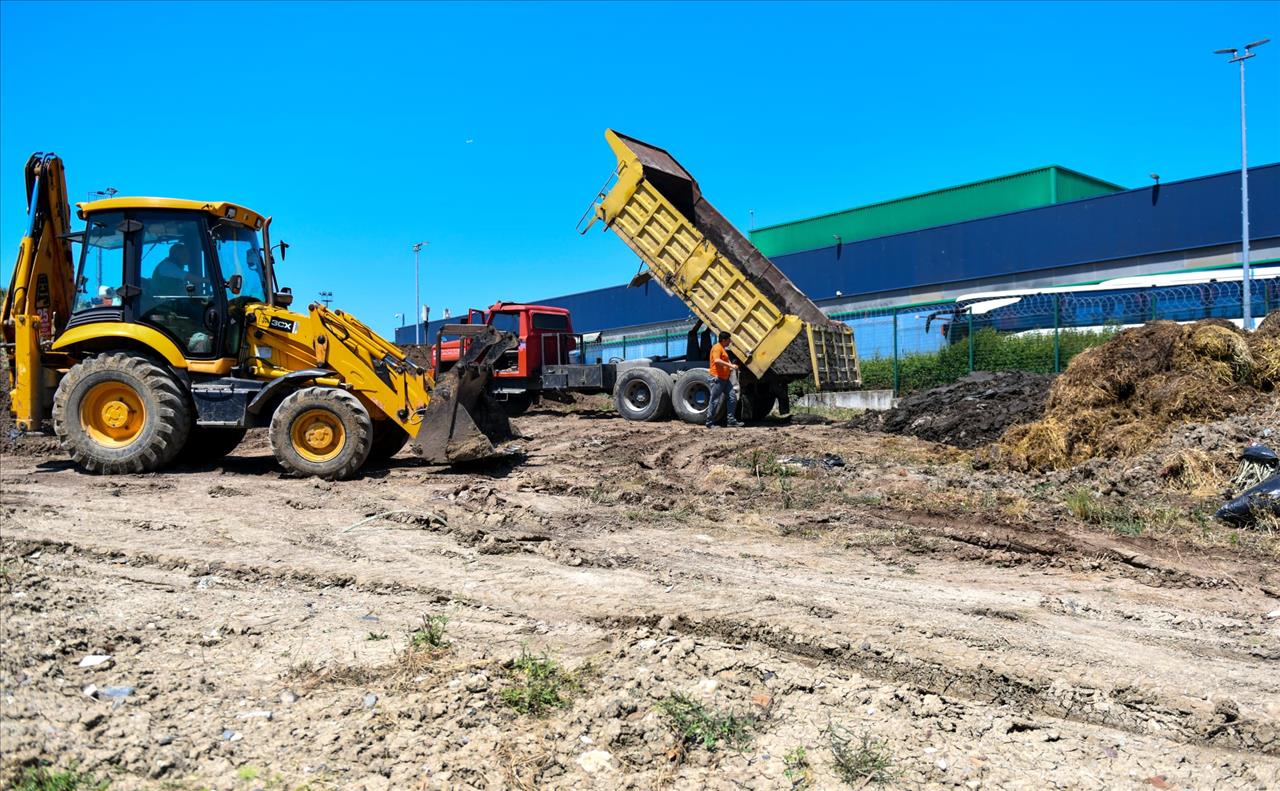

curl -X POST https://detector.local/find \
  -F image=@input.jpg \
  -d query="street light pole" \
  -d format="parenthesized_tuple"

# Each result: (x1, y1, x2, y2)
(1216, 38, 1268, 330)
(412, 241, 429, 344)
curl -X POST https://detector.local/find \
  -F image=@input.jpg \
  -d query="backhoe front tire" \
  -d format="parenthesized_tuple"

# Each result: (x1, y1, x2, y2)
(52, 352, 191, 474)
(269, 387, 373, 480)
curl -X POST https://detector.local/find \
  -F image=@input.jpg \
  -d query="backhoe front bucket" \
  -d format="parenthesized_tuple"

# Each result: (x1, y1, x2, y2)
(409, 325, 517, 464)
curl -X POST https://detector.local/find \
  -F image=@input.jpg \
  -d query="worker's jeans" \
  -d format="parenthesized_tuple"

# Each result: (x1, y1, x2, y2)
(707, 376, 736, 426)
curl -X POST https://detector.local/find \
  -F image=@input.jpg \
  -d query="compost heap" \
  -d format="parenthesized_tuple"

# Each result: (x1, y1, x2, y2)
(997, 314, 1280, 472)
(851, 370, 1053, 449)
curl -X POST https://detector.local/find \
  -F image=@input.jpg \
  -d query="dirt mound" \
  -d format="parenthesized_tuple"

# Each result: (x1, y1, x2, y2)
(851, 370, 1053, 449)
(997, 316, 1280, 471)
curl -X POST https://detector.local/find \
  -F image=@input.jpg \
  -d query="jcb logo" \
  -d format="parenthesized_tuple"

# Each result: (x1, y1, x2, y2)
(269, 317, 297, 333)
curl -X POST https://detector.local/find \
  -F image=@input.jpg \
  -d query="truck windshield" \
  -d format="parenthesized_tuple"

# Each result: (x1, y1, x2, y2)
(212, 221, 269, 303)
(489, 312, 519, 334)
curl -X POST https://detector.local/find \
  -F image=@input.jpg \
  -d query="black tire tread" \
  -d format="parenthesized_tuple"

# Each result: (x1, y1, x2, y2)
(613, 367, 672, 422)
(269, 387, 373, 480)
(672, 368, 712, 425)
(52, 351, 191, 474)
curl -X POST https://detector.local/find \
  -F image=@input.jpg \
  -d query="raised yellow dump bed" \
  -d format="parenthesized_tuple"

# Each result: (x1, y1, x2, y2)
(588, 130, 860, 390)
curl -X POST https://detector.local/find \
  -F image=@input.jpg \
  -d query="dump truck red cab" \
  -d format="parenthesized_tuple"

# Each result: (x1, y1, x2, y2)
(436, 302, 577, 378)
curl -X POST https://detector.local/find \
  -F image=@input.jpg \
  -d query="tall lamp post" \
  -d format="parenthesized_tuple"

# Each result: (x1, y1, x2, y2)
(412, 241, 429, 343)
(1215, 38, 1268, 330)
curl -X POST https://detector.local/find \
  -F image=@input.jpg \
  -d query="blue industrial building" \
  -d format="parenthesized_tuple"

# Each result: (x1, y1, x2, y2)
(397, 163, 1280, 359)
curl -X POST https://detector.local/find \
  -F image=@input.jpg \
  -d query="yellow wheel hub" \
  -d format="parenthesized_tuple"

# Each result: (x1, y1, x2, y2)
(81, 381, 146, 448)
(291, 408, 345, 463)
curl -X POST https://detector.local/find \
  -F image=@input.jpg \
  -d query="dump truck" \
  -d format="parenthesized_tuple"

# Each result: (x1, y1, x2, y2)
(426, 131, 861, 425)
(3, 153, 515, 479)
(577, 130, 860, 422)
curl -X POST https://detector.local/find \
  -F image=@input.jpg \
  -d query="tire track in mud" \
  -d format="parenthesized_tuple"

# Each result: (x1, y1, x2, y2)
(590, 612, 1278, 757)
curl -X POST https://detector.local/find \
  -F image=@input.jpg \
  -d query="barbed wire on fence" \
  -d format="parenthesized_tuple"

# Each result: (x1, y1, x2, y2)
(583, 276, 1279, 391)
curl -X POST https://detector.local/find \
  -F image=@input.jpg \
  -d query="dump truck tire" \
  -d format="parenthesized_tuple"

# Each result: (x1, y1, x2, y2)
(367, 420, 410, 462)
(52, 352, 191, 474)
(672, 368, 713, 425)
(270, 387, 373, 480)
(178, 426, 247, 464)
(499, 392, 533, 417)
(738, 389, 777, 422)
(614, 367, 672, 422)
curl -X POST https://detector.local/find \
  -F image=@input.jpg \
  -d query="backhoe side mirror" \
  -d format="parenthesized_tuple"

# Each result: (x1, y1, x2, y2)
(274, 287, 293, 307)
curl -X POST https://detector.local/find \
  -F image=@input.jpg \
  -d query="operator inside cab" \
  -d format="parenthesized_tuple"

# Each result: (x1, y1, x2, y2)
(151, 243, 194, 293)
(142, 241, 214, 355)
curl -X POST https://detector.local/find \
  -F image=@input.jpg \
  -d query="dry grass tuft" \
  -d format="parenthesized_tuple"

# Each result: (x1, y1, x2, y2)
(998, 316, 1279, 471)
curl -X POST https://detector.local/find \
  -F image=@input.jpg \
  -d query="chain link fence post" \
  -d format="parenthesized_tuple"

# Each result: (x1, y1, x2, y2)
(1053, 294, 1062, 373)
(892, 310, 900, 396)
(967, 311, 975, 373)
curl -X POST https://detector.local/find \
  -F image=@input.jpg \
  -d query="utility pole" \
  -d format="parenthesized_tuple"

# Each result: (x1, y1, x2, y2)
(412, 241, 429, 344)
(318, 290, 334, 308)
(1215, 38, 1268, 330)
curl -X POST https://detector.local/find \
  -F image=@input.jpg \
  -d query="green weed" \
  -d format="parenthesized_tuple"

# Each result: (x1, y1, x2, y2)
(499, 649, 581, 716)
(783, 745, 813, 788)
(366, 632, 389, 642)
(11, 765, 108, 791)
(656, 694, 755, 752)
(1064, 487, 1144, 536)
(826, 723, 896, 786)
(409, 613, 449, 650)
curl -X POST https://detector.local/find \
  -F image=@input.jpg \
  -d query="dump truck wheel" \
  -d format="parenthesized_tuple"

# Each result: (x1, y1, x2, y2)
(499, 392, 533, 417)
(178, 426, 248, 464)
(367, 420, 410, 462)
(270, 387, 373, 479)
(53, 352, 191, 474)
(614, 367, 672, 422)
(672, 368, 713, 424)
(738, 389, 777, 422)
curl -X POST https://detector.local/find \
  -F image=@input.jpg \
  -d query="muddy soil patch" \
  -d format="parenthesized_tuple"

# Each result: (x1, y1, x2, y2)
(851, 370, 1052, 449)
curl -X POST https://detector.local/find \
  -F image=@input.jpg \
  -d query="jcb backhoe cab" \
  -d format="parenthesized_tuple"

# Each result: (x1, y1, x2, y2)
(3, 153, 515, 478)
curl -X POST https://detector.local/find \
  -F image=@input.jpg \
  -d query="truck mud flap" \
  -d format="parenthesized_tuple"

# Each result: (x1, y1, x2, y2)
(409, 325, 517, 464)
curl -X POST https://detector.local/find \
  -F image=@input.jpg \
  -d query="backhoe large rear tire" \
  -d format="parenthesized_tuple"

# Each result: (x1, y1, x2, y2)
(52, 352, 191, 474)
(614, 367, 672, 422)
(178, 426, 248, 464)
(269, 387, 373, 480)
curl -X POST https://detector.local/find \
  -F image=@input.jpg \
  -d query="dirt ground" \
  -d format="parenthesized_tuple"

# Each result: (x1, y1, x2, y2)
(3, 404, 1279, 790)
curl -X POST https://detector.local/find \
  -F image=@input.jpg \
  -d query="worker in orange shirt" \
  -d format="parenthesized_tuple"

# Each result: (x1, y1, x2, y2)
(707, 331, 743, 428)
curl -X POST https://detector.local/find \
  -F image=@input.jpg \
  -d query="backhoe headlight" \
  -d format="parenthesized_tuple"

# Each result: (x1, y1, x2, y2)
(225, 207, 238, 219)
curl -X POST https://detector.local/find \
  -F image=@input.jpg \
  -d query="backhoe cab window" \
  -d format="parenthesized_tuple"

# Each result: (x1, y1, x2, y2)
(73, 211, 125, 313)
(212, 222, 268, 304)
(212, 221, 268, 356)
(138, 214, 217, 355)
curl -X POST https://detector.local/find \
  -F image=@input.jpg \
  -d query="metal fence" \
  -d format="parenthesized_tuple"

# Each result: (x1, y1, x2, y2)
(587, 276, 1279, 395)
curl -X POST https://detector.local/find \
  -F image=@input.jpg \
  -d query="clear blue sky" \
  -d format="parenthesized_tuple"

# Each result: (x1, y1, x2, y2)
(2, 0, 1276, 337)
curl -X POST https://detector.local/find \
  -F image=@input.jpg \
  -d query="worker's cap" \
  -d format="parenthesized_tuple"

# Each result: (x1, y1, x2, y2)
(718, 331, 731, 342)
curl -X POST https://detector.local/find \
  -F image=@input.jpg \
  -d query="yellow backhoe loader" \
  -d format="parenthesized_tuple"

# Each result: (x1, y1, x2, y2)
(2, 153, 514, 479)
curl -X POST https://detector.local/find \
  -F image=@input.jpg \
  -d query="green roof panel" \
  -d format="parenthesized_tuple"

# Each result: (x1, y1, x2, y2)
(749, 166, 1124, 258)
